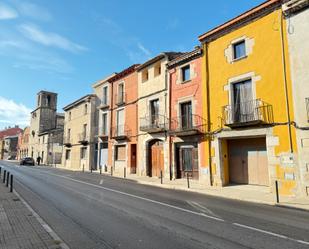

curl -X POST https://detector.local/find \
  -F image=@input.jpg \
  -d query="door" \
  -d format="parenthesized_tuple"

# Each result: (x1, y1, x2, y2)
(130, 144, 137, 174)
(180, 102, 192, 129)
(179, 146, 199, 179)
(117, 109, 124, 136)
(150, 141, 164, 177)
(150, 99, 159, 126)
(228, 138, 269, 186)
(99, 143, 108, 167)
(233, 80, 253, 123)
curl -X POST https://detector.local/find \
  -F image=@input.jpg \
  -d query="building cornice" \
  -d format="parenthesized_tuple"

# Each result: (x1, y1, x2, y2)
(167, 47, 202, 69)
(63, 94, 96, 111)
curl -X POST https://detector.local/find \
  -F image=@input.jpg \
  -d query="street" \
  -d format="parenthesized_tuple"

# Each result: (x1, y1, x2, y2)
(0, 160, 308, 249)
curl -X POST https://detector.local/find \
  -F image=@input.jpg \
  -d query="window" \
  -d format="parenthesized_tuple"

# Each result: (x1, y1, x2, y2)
(154, 63, 161, 77)
(81, 147, 87, 159)
(142, 69, 149, 82)
(84, 104, 88, 115)
(67, 129, 71, 140)
(46, 95, 51, 107)
(150, 99, 159, 125)
(68, 112, 71, 121)
(42, 136, 45, 144)
(117, 83, 124, 104)
(65, 150, 71, 160)
(180, 101, 192, 129)
(181, 65, 190, 82)
(116, 109, 124, 136)
(102, 113, 108, 135)
(83, 124, 87, 136)
(233, 40, 246, 60)
(102, 86, 108, 105)
(115, 145, 126, 161)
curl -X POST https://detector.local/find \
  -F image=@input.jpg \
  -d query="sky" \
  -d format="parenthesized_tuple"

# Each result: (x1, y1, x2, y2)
(0, 0, 264, 130)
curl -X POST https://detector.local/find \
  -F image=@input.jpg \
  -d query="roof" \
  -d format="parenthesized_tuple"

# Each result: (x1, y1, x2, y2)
(92, 73, 117, 88)
(0, 127, 23, 140)
(137, 52, 184, 71)
(108, 64, 140, 83)
(63, 94, 96, 111)
(37, 90, 57, 96)
(198, 0, 282, 42)
(282, 0, 309, 15)
(167, 47, 203, 69)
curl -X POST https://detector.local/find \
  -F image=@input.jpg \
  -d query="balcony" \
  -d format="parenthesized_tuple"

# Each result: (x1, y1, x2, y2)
(115, 92, 126, 106)
(78, 133, 90, 145)
(98, 128, 109, 141)
(222, 99, 274, 128)
(170, 114, 207, 136)
(63, 136, 72, 147)
(98, 98, 109, 109)
(111, 125, 131, 140)
(140, 114, 168, 133)
(306, 98, 309, 122)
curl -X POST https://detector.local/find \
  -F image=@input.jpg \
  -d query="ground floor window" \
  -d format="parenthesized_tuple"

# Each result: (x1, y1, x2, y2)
(115, 145, 126, 161)
(176, 143, 199, 179)
(81, 147, 87, 159)
(65, 150, 71, 160)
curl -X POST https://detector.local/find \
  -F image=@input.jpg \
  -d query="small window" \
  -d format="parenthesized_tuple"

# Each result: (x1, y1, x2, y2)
(181, 65, 190, 82)
(102, 113, 108, 135)
(115, 145, 126, 161)
(233, 40, 246, 60)
(81, 147, 87, 159)
(65, 150, 71, 160)
(142, 69, 149, 82)
(102, 86, 108, 105)
(84, 104, 88, 115)
(68, 112, 71, 121)
(154, 63, 161, 77)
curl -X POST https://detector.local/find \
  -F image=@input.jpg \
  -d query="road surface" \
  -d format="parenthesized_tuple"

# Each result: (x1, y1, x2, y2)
(0, 161, 308, 249)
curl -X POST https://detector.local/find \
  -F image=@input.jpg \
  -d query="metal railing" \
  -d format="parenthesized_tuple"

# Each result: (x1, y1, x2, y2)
(63, 136, 72, 146)
(111, 125, 131, 139)
(222, 99, 273, 127)
(115, 92, 126, 105)
(78, 133, 90, 144)
(98, 126, 109, 140)
(170, 114, 207, 134)
(306, 98, 309, 122)
(140, 114, 168, 132)
(99, 97, 109, 109)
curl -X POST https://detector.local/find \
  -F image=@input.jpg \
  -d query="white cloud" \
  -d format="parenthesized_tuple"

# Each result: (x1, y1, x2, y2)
(0, 3, 18, 20)
(0, 97, 31, 129)
(137, 42, 151, 57)
(18, 23, 88, 53)
(15, 2, 51, 21)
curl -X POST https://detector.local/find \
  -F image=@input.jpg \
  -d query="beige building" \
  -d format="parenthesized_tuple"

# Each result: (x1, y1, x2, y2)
(62, 94, 99, 171)
(137, 52, 182, 178)
(28, 91, 64, 165)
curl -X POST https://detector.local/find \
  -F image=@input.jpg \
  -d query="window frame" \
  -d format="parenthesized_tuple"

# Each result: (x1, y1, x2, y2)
(102, 85, 108, 105)
(232, 40, 246, 61)
(115, 145, 126, 161)
(181, 65, 191, 83)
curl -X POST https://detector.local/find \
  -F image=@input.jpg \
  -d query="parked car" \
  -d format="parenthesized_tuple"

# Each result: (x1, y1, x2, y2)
(20, 157, 35, 166)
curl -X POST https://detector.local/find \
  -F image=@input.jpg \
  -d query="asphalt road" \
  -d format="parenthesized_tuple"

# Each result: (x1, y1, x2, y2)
(0, 161, 308, 249)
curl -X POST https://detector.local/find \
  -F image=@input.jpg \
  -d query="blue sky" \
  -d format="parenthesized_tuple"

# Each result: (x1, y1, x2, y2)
(0, 0, 264, 129)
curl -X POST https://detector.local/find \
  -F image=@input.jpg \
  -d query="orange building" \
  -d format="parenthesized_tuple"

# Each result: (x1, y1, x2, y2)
(167, 47, 208, 182)
(108, 65, 139, 175)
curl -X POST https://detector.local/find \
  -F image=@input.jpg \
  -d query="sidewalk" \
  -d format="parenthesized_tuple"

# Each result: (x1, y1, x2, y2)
(0, 179, 65, 249)
(95, 169, 309, 211)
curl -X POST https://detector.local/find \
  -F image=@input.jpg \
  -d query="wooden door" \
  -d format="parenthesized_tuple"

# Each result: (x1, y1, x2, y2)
(150, 141, 164, 177)
(130, 144, 137, 174)
(179, 146, 199, 179)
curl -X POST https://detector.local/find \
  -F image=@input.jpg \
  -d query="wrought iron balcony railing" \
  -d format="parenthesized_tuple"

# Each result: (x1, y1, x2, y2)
(170, 114, 207, 136)
(111, 125, 131, 140)
(115, 92, 126, 106)
(63, 136, 72, 147)
(78, 133, 90, 144)
(140, 114, 168, 133)
(98, 127, 109, 141)
(222, 99, 273, 128)
(306, 98, 309, 122)
(98, 97, 109, 109)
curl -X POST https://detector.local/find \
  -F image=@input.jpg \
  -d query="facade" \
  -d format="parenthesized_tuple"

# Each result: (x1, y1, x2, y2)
(167, 47, 208, 182)
(3, 135, 19, 160)
(199, 0, 299, 196)
(28, 91, 64, 165)
(137, 53, 182, 178)
(0, 126, 23, 160)
(17, 127, 30, 159)
(108, 65, 139, 175)
(283, 0, 309, 197)
(62, 94, 98, 171)
(92, 73, 116, 170)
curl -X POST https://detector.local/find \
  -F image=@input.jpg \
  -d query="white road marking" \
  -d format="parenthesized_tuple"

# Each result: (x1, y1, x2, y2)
(99, 179, 104, 185)
(187, 201, 219, 218)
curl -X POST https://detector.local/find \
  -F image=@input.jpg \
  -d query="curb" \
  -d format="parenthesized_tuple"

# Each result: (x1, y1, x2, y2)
(13, 190, 70, 249)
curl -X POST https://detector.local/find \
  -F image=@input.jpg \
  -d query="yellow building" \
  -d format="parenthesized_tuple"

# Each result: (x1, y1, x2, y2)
(199, 0, 299, 196)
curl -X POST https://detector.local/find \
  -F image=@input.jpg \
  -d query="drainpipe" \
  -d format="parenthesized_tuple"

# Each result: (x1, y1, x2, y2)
(205, 42, 213, 186)
(279, 10, 293, 153)
(109, 81, 114, 169)
(168, 67, 173, 180)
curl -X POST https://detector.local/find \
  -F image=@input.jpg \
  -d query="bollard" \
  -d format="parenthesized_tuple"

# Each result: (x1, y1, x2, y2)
(187, 172, 190, 189)
(275, 180, 280, 203)
(6, 172, 10, 187)
(82, 164, 85, 173)
(3, 170, 6, 183)
(0, 166, 1, 177)
(100, 166, 102, 175)
(160, 170, 163, 184)
(104, 164, 107, 172)
(124, 167, 126, 178)
(91, 167, 93, 173)
(111, 166, 113, 176)
(10, 175, 13, 193)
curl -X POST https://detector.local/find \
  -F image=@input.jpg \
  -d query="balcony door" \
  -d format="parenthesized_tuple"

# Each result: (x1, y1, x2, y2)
(150, 99, 159, 127)
(180, 102, 192, 129)
(117, 109, 124, 136)
(233, 80, 253, 123)
(118, 83, 124, 104)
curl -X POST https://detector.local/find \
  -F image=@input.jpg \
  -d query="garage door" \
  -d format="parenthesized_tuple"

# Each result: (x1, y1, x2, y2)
(228, 137, 269, 186)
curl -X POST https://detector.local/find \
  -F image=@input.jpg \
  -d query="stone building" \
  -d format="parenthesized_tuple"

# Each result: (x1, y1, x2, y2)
(62, 94, 99, 171)
(28, 91, 64, 165)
